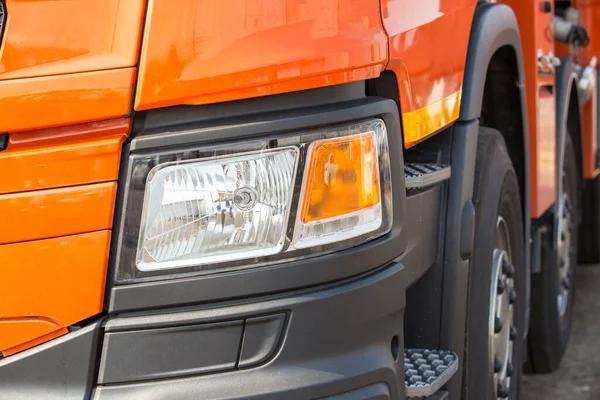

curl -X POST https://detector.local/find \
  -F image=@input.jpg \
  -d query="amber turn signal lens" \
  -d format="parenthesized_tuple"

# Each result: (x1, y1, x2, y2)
(301, 132, 380, 223)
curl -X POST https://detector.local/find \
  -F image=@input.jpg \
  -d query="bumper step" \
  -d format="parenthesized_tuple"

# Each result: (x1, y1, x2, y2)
(405, 163, 451, 190)
(404, 349, 458, 399)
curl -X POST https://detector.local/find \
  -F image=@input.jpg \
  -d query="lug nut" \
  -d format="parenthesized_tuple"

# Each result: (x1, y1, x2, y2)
(494, 358, 502, 373)
(509, 289, 517, 305)
(507, 362, 513, 377)
(495, 317, 503, 333)
(502, 259, 515, 277)
(497, 279, 506, 294)
(498, 382, 510, 398)
(510, 325, 517, 341)
(561, 231, 566, 241)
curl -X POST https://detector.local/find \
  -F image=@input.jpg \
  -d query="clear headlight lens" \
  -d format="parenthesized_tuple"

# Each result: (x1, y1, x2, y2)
(137, 148, 299, 271)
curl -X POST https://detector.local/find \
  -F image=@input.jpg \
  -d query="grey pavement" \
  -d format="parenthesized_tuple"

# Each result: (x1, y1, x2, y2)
(521, 265, 600, 400)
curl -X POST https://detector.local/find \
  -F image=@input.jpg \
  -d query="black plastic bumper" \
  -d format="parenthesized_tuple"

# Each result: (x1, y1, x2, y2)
(95, 262, 407, 399)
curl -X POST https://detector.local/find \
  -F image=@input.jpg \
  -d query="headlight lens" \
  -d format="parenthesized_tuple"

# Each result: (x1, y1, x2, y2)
(137, 148, 298, 271)
(293, 131, 383, 249)
(116, 119, 392, 282)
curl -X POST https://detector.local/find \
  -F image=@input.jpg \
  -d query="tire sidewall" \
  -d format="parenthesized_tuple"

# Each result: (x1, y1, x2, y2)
(466, 131, 526, 399)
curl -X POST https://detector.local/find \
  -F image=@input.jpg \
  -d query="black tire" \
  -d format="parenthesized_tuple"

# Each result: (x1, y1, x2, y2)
(464, 127, 526, 400)
(527, 134, 579, 372)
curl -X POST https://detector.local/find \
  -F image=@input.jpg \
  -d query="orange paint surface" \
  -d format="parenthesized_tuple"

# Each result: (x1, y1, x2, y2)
(0, 318, 67, 355)
(0, 183, 117, 245)
(381, 0, 475, 144)
(402, 91, 462, 148)
(0, 0, 145, 80)
(578, 1, 600, 178)
(0, 119, 129, 194)
(0, 231, 111, 352)
(502, 0, 556, 218)
(0, 68, 135, 133)
(134, 0, 387, 110)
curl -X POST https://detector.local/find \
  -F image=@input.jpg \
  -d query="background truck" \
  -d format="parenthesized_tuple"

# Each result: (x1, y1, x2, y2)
(0, 0, 599, 399)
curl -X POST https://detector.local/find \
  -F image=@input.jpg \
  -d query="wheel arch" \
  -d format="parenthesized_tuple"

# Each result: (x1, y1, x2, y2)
(556, 58, 584, 193)
(460, 2, 531, 277)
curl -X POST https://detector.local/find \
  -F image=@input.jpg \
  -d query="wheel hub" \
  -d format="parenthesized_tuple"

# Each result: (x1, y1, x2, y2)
(557, 193, 573, 317)
(490, 217, 516, 399)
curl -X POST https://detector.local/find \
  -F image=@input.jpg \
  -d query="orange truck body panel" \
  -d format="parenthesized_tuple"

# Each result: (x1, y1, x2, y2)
(501, 0, 557, 219)
(578, 0, 600, 179)
(0, 231, 111, 355)
(382, 0, 475, 147)
(134, 0, 388, 110)
(0, 119, 129, 355)
(0, 0, 145, 133)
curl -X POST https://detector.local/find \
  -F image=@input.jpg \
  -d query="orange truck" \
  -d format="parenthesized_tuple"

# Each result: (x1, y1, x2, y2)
(0, 0, 599, 399)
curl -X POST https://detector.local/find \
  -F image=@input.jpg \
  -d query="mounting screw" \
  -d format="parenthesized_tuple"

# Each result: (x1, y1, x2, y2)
(540, 1, 552, 13)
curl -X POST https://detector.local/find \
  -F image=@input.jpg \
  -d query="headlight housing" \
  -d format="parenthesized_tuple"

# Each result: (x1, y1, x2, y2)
(115, 119, 392, 283)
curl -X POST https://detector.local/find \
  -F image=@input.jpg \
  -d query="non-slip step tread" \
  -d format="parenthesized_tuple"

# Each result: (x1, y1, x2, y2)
(404, 349, 458, 399)
(405, 163, 451, 190)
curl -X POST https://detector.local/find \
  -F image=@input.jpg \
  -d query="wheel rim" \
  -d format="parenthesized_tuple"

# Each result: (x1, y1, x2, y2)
(556, 193, 573, 317)
(489, 216, 515, 399)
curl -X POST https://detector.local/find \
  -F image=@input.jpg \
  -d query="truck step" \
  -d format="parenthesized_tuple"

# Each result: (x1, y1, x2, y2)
(405, 163, 451, 190)
(404, 349, 458, 399)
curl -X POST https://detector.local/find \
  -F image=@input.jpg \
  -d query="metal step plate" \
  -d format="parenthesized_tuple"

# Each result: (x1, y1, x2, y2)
(405, 163, 451, 190)
(404, 349, 458, 399)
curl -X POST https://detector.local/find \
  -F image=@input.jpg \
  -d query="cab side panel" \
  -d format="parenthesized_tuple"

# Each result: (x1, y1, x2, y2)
(381, 0, 476, 146)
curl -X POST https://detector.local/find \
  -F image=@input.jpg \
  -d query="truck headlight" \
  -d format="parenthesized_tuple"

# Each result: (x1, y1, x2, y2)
(116, 119, 392, 282)
(137, 148, 299, 271)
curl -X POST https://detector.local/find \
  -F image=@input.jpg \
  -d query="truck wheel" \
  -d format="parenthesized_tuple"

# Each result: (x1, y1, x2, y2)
(465, 127, 526, 400)
(527, 134, 579, 372)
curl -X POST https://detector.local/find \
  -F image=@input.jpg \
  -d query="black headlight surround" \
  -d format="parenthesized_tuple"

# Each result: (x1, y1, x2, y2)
(107, 96, 408, 313)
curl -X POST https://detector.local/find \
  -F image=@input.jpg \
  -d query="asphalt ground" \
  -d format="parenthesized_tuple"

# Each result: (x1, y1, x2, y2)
(521, 265, 600, 400)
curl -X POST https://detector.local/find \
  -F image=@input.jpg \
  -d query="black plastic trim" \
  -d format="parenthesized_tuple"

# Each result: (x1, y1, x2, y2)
(461, 2, 531, 265)
(0, 321, 101, 400)
(95, 262, 407, 400)
(108, 98, 407, 312)
(460, 3, 525, 122)
(98, 320, 244, 384)
(130, 81, 365, 140)
(438, 120, 479, 398)
(555, 57, 579, 221)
